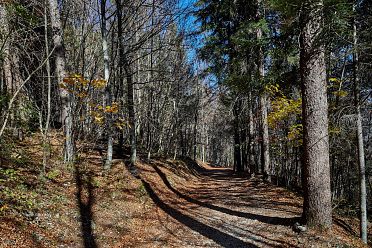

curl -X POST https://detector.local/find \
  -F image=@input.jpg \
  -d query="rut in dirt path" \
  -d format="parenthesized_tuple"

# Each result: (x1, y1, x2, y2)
(140, 160, 305, 247)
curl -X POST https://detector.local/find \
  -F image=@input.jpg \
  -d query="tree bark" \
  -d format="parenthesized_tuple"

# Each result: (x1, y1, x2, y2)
(260, 93, 270, 181)
(300, 0, 332, 229)
(100, 0, 113, 170)
(0, 4, 11, 98)
(48, 0, 75, 163)
(233, 100, 243, 172)
(126, 66, 137, 166)
(117, 0, 137, 166)
(1, 4, 22, 135)
(42, 1, 52, 174)
(353, 6, 367, 242)
(146, 0, 155, 160)
(256, 0, 270, 181)
(248, 90, 255, 176)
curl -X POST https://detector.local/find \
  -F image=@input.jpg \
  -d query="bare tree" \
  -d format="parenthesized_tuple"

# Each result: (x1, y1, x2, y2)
(100, 0, 114, 170)
(48, 0, 75, 163)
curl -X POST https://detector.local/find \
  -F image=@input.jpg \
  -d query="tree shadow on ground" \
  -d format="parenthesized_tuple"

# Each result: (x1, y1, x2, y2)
(75, 166, 97, 248)
(141, 179, 258, 248)
(151, 158, 203, 180)
(334, 217, 357, 236)
(156, 157, 250, 181)
(153, 165, 300, 227)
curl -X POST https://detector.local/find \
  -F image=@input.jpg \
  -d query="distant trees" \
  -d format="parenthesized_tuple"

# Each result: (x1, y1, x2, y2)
(195, 0, 262, 173)
(195, 0, 371, 237)
(0, 0, 203, 164)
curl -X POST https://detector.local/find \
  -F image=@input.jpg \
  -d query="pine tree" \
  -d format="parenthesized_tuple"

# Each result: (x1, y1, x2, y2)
(300, 0, 332, 228)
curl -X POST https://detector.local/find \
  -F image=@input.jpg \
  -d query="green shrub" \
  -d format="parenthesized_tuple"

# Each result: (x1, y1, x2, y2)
(46, 169, 60, 180)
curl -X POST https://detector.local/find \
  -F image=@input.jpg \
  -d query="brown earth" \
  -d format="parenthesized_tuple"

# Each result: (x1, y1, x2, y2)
(0, 133, 370, 247)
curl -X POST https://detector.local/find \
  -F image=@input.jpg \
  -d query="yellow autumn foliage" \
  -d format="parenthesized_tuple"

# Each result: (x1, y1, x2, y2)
(58, 74, 125, 128)
(105, 102, 119, 113)
(90, 111, 105, 125)
(92, 79, 107, 89)
(60, 74, 106, 93)
(115, 117, 129, 130)
(332, 90, 348, 98)
(268, 96, 302, 129)
(288, 124, 303, 141)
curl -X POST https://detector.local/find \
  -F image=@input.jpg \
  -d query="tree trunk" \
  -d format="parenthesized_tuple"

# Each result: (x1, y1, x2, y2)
(300, 0, 332, 229)
(248, 90, 255, 176)
(146, 0, 156, 160)
(100, 0, 113, 170)
(260, 93, 270, 181)
(233, 100, 243, 172)
(1, 4, 22, 136)
(116, 0, 125, 155)
(256, 0, 270, 181)
(116, 0, 137, 166)
(126, 66, 137, 166)
(0, 3, 11, 106)
(353, 6, 367, 242)
(146, 84, 153, 160)
(42, 1, 52, 174)
(193, 111, 198, 160)
(48, 0, 74, 163)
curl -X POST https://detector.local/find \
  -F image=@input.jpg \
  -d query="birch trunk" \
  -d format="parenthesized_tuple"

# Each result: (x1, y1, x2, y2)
(100, 0, 113, 170)
(42, 1, 52, 174)
(353, 6, 367, 242)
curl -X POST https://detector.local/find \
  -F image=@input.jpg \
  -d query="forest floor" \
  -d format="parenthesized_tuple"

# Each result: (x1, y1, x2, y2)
(0, 132, 371, 247)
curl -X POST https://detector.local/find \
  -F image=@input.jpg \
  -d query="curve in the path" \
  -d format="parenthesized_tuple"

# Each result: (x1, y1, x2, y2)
(141, 161, 303, 247)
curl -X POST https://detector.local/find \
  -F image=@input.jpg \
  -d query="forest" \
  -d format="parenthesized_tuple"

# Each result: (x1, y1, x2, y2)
(0, 0, 371, 247)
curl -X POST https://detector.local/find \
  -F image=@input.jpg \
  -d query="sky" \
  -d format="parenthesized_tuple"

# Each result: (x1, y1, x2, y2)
(176, 0, 219, 89)
(177, 0, 201, 65)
